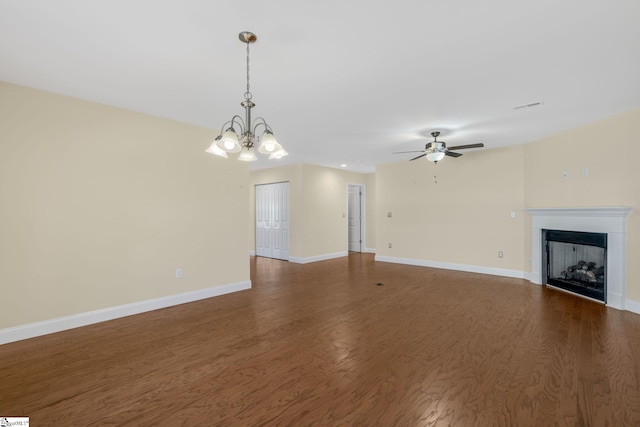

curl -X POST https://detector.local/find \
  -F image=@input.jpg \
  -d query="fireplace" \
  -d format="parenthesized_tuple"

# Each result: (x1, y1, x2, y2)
(543, 229, 607, 302)
(527, 207, 632, 310)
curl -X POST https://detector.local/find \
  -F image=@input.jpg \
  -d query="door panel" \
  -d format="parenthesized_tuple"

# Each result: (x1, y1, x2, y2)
(272, 183, 289, 260)
(255, 185, 272, 257)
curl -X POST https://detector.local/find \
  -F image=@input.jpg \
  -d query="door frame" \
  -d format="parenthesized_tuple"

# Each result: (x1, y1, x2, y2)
(255, 181, 290, 261)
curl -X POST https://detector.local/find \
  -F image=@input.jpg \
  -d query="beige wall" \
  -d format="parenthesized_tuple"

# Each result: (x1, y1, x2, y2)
(250, 164, 371, 259)
(0, 82, 249, 329)
(376, 146, 526, 271)
(524, 109, 640, 301)
(376, 109, 640, 303)
(4, 80, 637, 333)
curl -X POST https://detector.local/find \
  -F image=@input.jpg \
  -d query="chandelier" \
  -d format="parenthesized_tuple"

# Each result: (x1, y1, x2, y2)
(206, 32, 287, 161)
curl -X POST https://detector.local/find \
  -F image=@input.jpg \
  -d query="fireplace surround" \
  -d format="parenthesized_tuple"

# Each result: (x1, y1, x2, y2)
(527, 207, 632, 309)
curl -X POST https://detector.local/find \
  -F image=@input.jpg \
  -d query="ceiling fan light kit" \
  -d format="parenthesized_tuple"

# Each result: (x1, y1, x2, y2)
(206, 32, 288, 162)
(426, 151, 445, 162)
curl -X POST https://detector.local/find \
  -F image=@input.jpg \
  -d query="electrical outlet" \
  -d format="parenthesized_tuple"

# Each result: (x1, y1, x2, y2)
(388, 243, 392, 248)
(498, 251, 504, 258)
(176, 268, 183, 279)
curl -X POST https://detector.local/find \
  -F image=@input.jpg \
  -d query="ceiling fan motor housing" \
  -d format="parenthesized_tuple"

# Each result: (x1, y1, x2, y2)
(426, 141, 446, 152)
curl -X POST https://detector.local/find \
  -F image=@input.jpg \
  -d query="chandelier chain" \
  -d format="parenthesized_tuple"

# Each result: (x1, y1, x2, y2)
(244, 42, 252, 101)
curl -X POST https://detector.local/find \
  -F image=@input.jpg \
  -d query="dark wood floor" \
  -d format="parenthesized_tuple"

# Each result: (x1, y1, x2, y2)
(2, 254, 640, 426)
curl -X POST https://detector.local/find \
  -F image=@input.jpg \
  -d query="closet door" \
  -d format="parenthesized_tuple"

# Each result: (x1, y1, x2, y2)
(255, 184, 272, 257)
(271, 182, 289, 260)
(255, 182, 289, 260)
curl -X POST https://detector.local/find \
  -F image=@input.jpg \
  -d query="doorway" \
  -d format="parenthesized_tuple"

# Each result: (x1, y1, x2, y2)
(255, 182, 289, 260)
(347, 183, 364, 253)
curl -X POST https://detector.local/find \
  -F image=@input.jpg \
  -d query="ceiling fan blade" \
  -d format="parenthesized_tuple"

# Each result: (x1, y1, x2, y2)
(445, 151, 462, 158)
(447, 143, 485, 150)
(410, 153, 427, 161)
(393, 150, 425, 154)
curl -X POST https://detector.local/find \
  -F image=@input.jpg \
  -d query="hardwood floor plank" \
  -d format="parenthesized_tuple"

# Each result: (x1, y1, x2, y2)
(2, 254, 640, 425)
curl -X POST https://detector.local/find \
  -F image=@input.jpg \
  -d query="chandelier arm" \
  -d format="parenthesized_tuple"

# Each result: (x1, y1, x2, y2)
(218, 120, 233, 132)
(251, 117, 272, 135)
(225, 115, 246, 134)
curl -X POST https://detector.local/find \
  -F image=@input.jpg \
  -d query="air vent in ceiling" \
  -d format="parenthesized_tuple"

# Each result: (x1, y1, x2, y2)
(513, 101, 543, 110)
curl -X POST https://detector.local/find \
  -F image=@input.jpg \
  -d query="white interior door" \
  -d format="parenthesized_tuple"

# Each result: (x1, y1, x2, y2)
(255, 182, 289, 260)
(255, 184, 271, 257)
(271, 182, 289, 260)
(348, 184, 362, 252)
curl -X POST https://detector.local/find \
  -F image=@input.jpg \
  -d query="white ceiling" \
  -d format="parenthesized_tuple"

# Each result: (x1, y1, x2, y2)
(1, 0, 639, 173)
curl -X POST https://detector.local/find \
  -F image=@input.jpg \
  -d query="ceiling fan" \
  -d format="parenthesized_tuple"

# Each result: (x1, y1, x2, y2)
(394, 131, 485, 163)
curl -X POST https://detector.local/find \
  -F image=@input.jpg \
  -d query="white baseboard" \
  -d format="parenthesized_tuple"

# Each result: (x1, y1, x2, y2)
(0, 280, 251, 345)
(625, 298, 640, 315)
(365, 247, 376, 254)
(375, 256, 640, 314)
(525, 272, 542, 284)
(290, 251, 348, 264)
(249, 250, 256, 256)
(606, 293, 625, 311)
(374, 255, 526, 279)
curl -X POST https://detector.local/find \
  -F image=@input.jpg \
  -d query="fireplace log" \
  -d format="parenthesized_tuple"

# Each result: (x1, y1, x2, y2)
(561, 260, 602, 283)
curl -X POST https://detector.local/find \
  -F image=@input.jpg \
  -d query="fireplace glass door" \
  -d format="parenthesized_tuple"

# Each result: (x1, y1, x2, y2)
(543, 229, 607, 302)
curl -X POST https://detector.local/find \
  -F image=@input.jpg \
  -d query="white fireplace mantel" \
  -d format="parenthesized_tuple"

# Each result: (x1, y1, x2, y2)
(527, 207, 632, 310)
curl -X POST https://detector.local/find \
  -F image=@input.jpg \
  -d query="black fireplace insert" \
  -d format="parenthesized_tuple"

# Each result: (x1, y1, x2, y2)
(542, 229, 607, 302)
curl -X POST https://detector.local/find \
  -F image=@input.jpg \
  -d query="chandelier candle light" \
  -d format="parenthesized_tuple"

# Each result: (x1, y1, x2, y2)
(206, 32, 287, 161)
